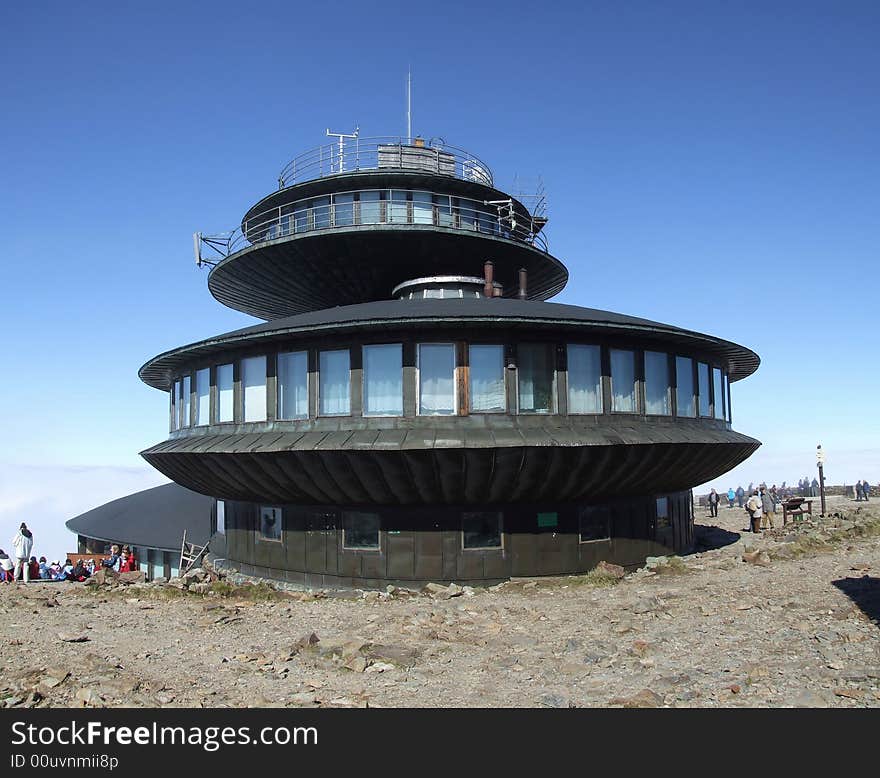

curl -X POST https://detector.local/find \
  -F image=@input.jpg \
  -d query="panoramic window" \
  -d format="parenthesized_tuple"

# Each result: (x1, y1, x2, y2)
(726, 375, 732, 422)
(644, 351, 670, 415)
(434, 194, 452, 227)
(216, 500, 226, 535)
(217, 363, 234, 422)
(319, 350, 351, 416)
(712, 367, 725, 420)
(181, 375, 191, 427)
(242, 355, 267, 422)
(259, 506, 282, 541)
(462, 512, 503, 550)
(675, 356, 695, 417)
(171, 380, 180, 431)
(293, 202, 308, 232)
(359, 190, 382, 224)
(333, 192, 354, 227)
(389, 189, 408, 223)
(412, 191, 433, 224)
(195, 368, 210, 426)
(610, 349, 636, 413)
(469, 345, 505, 412)
(567, 344, 602, 413)
(698, 362, 711, 417)
(312, 196, 330, 229)
(457, 197, 477, 230)
(418, 343, 455, 415)
(342, 511, 380, 550)
(578, 506, 611, 542)
(518, 344, 555, 413)
(277, 351, 308, 420)
(363, 344, 403, 416)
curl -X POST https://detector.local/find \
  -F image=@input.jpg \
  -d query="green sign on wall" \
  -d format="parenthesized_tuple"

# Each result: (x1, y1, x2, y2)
(537, 512, 558, 528)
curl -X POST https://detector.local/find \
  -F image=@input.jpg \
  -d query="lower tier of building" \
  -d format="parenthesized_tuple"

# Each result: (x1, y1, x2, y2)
(218, 489, 693, 589)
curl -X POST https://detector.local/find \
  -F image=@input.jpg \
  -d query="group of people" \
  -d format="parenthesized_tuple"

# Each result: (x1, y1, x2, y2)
(0, 523, 137, 583)
(708, 485, 780, 532)
(855, 480, 872, 501)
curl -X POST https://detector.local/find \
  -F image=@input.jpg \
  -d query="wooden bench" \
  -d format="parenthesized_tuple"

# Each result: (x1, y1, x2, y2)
(782, 498, 813, 525)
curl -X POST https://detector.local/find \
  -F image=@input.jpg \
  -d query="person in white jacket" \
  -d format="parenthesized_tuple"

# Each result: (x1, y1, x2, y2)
(11, 523, 34, 582)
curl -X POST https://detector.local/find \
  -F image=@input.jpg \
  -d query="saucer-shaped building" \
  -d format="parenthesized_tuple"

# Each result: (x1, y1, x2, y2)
(139, 135, 760, 588)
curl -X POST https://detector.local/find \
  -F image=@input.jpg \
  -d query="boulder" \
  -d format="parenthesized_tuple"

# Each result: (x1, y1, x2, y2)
(118, 571, 146, 585)
(595, 561, 626, 579)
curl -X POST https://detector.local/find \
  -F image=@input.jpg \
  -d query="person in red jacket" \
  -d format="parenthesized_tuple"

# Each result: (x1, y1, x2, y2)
(118, 549, 132, 573)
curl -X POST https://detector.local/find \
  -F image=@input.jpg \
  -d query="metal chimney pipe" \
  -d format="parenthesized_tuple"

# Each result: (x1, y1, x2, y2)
(492, 285, 502, 297)
(483, 261, 494, 298)
(518, 268, 528, 300)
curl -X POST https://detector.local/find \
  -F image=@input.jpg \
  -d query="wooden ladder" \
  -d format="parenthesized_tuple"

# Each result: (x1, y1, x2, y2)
(178, 529, 209, 576)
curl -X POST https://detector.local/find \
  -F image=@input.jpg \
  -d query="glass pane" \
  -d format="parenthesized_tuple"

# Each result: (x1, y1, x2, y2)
(319, 350, 350, 416)
(434, 194, 452, 227)
(698, 362, 710, 416)
(242, 356, 267, 422)
(333, 192, 354, 227)
(359, 190, 381, 224)
(675, 356, 695, 417)
(259, 506, 282, 541)
(181, 375, 191, 427)
(343, 511, 380, 549)
(389, 190, 408, 223)
(462, 512, 502, 549)
(469, 345, 505, 412)
(312, 196, 330, 229)
(413, 191, 433, 224)
(217, 363, 233, 422)
(713, 367, 724, 419)
(477, 203, 497, 234)
(644, 351, 670, 415)
(278, 351, 308, 420)
(419, 343, 455, 415)
(578, 506, 610, 542)
(293, 203, 308, 232)
(457, 198, 477, 230)
(567, 344, 602, 413)
(610, 349, 635, 412)
(363, 344, 403, 416)
(171, 381, 180, 431)
(518, 344, 555, 413)
(726, 374, 732, 422)
(216, 500, 225, 534)
(195, 368, 210, 426)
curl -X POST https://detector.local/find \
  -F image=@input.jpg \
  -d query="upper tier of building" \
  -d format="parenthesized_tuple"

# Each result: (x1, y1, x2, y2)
(195, 137, 566, 320)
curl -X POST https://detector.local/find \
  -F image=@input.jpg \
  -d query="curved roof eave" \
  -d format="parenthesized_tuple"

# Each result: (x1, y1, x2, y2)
(139, 299, 759, 390)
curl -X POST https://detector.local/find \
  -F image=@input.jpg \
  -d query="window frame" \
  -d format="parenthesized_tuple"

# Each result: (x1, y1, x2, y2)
(318, 349, 351, 417)
(609, 348, 637, 414)
(566, 343, 603, 415)
(341, 511, 381, 552)
(362, 343, 403, 417)
(257, 506, 283, 544)
(416, 342, 457, 416)
(461, 511, 504, 551)
(276, 350, 309, 421)
(516, 343, 557, 415)
(578, 506, 611, 544)
(468, 344, 506, 414)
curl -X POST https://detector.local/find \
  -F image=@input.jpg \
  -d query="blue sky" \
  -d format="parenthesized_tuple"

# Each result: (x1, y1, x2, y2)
(2, 1, 878, 560)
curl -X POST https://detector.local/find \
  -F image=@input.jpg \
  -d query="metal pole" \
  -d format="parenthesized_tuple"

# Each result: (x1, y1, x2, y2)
(818, 462, 826, 516)
(407, 69, 412, 144)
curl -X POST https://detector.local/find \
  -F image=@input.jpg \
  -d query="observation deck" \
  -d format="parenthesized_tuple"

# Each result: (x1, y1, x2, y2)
(195, 137, 566, 320)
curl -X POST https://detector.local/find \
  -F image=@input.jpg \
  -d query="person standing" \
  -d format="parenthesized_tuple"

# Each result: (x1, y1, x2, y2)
(746, 491, 763, 533)
(864, 480, 871, 501)
(708, 488, 720, 518)
(11, 523, 34, 583)
(736, 485, 745, 508)
(811, 477, 819, 498)
(727, 487, 735, 509)
(856, 480, 863, 501)
(760, 486, 776, 530)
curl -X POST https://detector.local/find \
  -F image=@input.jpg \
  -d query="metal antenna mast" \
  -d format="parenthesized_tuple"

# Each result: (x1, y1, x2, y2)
(325, 125, 359, 174)
(407, 68, 412, 143)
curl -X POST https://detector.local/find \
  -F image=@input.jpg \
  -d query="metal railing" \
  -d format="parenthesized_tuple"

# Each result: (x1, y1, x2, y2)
(276, 137, 494, 189)
(195, 188, 549, 266)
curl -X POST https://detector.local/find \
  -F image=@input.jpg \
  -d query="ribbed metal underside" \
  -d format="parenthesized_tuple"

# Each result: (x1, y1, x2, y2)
(142, 421, 759, 506)
(207, 227, 567, 319)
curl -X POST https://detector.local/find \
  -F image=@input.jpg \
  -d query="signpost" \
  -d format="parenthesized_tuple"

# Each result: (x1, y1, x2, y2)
(816, 444, 826, 516)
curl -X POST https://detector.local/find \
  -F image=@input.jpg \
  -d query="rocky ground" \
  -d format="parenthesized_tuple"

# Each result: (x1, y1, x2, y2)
(1, 495, 879, 708)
